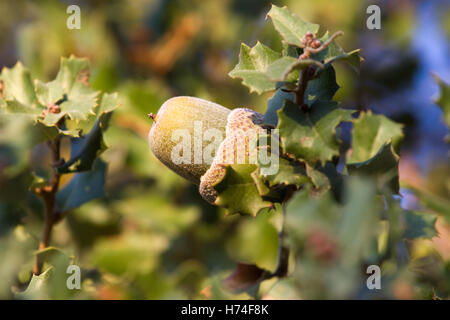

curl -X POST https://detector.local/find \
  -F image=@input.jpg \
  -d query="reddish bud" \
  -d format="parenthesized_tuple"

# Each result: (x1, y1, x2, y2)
(311, 40, 321, 49)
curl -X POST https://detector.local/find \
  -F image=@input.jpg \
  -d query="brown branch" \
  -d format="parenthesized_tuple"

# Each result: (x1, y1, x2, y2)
(32, 136, 62, 275)
(294, 69, 309, 107)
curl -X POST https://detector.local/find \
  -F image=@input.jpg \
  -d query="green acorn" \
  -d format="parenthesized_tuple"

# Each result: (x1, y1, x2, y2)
(148, 96, 264, 203)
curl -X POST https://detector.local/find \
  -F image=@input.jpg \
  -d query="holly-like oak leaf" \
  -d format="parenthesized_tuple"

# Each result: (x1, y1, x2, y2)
(433, 74, 450, 127)
(278, 100, 354, 165)
(312, 31, 361, 74)
(347, 143, 400, 193)
(262, 156, 310, 187)
(213, 164, 272, 216)
(266, 5, 319, 48)
(348, 111, 403, 163)
(57, 93, 119, 173)
(229, 42, 281, 94)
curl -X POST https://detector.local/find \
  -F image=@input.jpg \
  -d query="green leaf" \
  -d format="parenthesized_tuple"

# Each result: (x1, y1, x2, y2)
(305, 66, 340, 105)
(0, 61, 39, 106)
(286, 177, 380, 262)
(1, 99, 41, 116)
(282, 43, 301, 57)
(251, 170, 281, 201)
(0, 114, 59, 175)
(55, 55, 90, 93)
(57, 93, 118, 173)
(56, 159, 107, 212)
(327, 49, 361, 74)
(213, 164, 272, 216)
(348, 111, 403, 163)
(35, 79, 64, 107)
(278, 100, 354, 165)
(262, 156, 309, 187)
(57, 117, 107, 173)
(306, 163, 331, 192)
(92, 233, 169, 275)
(404, 184, 450, 222)
(36, 56, 98, 128)
(0, 56, 103, 138)
(16, 267, 52, 300)
(266, 5, 319, 47)
(265, 56, 298, 82)
(263, 87, 295, 127)
(312, 32, 361, 74)
(433, 74, 450, 127)
(54, 81, 98, 124)
(347, 143, 400, 193)
(226, 211, 279, 272)
(229, 42, 281, 94)
(403, 211, 438, 239)
(34, 246, 72, 266)
(306, 162, 343, 200)
(336, 177, 381, 265)
(266, 57, 323, 82)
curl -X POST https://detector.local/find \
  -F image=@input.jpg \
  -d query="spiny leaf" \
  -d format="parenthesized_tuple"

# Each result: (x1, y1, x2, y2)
(36, 56, 98, 128)
(306, 163, 331, 192)
(34, 79, 64, 107)
(56, 55, 90, 92)
(56, 159, 107, 212)
(266, 5, 319, 47)
(347, 143, 400, 193)
(266, 57, 323, 82)
(305, 66, 340, 105)
(54, 81, 98, 124)
(348, 111, 403, 163)
(34, 247, 72, 266)
(306, 162, 343, 201)
(0, 61, 39, 106)
(57, 93, 118, 173)
(1, 99, 41, 116)
(433, 74, 450, 127)
(404, 184, 450, 223)
(263, 87, 295, 127)
(311, 32, 362, 74)
(278, 100, 354, 165)
(229, 42, 281, 94)
(0, 56, 102, 138)
(262, 156, 309, 187)
(403, 211, 438, 239)
(213, 164, 272, 216)
(15, 267, 53, 300)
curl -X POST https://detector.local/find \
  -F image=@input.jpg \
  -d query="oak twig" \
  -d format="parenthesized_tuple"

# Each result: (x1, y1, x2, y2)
(32, 136, 62, 275)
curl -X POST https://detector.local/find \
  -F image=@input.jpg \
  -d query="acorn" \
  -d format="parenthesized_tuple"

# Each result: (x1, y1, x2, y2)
(148, 96, 265, 204)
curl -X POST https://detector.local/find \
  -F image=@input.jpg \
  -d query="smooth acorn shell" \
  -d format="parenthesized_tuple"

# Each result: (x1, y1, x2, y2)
(148, 96, 230, 185)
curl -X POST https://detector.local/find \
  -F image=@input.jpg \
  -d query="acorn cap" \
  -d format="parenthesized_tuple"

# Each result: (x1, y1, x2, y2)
(199, 108, 265, 204)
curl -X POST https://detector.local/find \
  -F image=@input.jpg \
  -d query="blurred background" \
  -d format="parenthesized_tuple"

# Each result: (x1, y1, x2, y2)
(0, 0, 448, 299)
